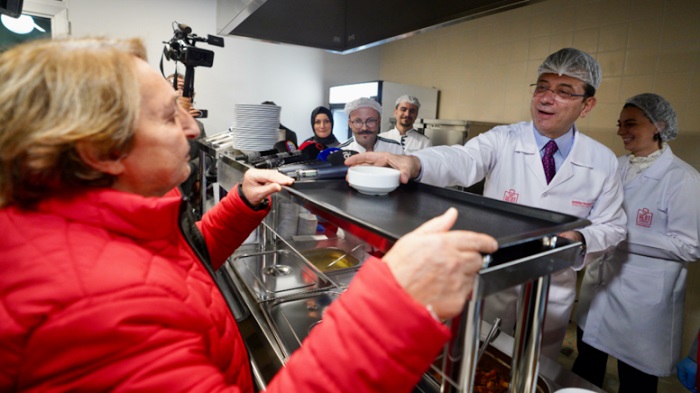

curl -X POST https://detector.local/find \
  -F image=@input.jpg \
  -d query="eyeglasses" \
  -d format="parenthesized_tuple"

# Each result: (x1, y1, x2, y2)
(350, 118, 378, 128)
(530, 83, 586, 101)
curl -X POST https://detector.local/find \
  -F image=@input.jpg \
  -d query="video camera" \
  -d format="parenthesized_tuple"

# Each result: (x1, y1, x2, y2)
(163, 22, 224, 118)
(163, 22, 224, 68)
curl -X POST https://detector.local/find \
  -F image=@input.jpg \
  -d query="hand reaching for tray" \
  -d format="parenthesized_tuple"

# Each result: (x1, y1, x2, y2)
(344, 151, 421, 184)
(240, 168, 295, 207)
(382, 207, 498, 320)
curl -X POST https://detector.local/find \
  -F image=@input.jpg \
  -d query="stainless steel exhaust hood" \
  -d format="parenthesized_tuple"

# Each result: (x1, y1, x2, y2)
(217, 0, 537, 54)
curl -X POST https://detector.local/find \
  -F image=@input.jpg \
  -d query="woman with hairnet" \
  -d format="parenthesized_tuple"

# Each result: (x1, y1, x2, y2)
(573, 93, 700, 393)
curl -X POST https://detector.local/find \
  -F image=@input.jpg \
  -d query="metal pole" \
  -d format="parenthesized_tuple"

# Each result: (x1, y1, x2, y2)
(510, 274, 550, 393)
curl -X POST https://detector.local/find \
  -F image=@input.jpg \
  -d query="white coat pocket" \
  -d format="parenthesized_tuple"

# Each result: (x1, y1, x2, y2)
(618, 263, 663, 306)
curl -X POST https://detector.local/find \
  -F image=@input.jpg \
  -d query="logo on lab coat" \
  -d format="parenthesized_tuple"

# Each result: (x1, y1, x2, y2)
(503, 189, 519, 203)
(636, 208, 653, 227)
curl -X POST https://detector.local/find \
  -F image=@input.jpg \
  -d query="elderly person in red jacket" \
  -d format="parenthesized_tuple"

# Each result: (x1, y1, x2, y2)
(0, 37, 497, 392)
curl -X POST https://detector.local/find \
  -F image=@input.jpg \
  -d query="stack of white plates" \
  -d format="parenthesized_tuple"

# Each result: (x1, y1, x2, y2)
(229, 104, 281, 151)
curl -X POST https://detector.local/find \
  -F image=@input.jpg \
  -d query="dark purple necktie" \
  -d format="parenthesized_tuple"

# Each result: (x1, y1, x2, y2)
(542, 140, 558, 184)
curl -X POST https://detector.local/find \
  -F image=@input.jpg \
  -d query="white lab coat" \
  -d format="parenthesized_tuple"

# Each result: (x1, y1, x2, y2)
(338, 135, 404, 154)
(575, 147, 700, 376)
(379, 127, 432, 154)
(414, 121, 627, 360)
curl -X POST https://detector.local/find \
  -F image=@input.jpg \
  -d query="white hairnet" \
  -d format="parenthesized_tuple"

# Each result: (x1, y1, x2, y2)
(395, 94, 421, 109)
(625, 93, 678, 142)
(538, 48, 601, 90)
(344, 97, 382, 116)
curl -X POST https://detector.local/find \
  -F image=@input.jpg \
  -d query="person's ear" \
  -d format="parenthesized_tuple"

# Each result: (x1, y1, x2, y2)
(75, 141, 125, 176)
(579, 96, 597, 118)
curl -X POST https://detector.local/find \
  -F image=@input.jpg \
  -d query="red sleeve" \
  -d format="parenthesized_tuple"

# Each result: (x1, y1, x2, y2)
(197, 184, 270, 269)
(265, 257, 451, 393)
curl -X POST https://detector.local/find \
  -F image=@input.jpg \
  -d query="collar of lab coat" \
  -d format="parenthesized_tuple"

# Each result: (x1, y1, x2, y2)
(622, 146, 674, 182)
(517, 122, 599, 187)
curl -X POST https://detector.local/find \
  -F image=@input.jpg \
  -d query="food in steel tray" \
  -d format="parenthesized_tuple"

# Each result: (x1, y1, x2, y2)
(473, 367, 509, 393)
(429, 348, 546, 393)
(428, 364, 510, 393)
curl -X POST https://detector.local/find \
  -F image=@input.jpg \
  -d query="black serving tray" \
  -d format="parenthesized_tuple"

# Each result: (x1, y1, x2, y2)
(283, 179, 590, 257)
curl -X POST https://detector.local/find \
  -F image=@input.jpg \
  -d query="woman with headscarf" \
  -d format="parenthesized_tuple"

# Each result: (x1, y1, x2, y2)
(573, 93, 700, 393)
(304, 106, 340, 148)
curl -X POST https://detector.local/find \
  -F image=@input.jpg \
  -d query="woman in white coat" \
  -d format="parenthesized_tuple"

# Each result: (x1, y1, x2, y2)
(573, 93, 700, 393)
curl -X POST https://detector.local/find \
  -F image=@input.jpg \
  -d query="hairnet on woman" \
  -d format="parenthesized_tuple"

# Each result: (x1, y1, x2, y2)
(0, 37, 496, 392)
(573, 93, 700, 393)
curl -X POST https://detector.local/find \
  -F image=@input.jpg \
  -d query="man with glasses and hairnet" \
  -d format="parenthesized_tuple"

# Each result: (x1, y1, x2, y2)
(338, 97, 404, 154)
(346, 48, 627, 361)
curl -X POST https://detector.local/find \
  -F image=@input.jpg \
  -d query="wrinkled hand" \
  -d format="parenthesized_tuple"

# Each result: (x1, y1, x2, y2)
(189, 108, 202, 118)
(382, 208, 498, 320)
(677, 356, 697, 393)
(177, 96, 194, 113)
(241, 169, 294, 206)
(345, 152, 422, 184)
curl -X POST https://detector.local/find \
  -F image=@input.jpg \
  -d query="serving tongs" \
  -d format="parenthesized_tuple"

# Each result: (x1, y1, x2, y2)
(477, 318, 501, 363)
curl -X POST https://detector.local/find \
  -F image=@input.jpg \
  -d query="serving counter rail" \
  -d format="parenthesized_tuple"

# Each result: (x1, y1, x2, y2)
(212, 149, 603, 393)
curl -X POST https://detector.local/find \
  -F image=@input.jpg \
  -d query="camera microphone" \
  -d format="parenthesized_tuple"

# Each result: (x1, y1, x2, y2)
(289, 150, 359, 180)
(233, 149, 279, 162)
(177, 23, 192, 36)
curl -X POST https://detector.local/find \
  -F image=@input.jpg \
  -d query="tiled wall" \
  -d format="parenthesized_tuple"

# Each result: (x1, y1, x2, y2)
(379, 0, 700, 168)
(379, 0, 700, 357)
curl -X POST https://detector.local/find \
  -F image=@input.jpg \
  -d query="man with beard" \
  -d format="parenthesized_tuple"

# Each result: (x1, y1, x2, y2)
(380, 95, 432, 154)
(345, 48, 627, 362)
(338, 97, 403, 154)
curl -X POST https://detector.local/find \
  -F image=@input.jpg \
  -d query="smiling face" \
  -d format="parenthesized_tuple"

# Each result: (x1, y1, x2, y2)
(530, 73, 596, 138)
(394, 101, 419, 133)
(313, 113, 332, 138)
(112, 59, 200, 197)
(348, 107, 380, 150)
(617, 106, 661, 157)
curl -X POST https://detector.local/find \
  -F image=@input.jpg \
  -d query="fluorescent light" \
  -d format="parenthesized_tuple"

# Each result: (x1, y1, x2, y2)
(1, 14, 45, 34)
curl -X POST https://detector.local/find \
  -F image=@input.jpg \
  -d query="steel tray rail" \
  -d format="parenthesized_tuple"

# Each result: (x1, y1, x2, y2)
(282, 179, 589, 254)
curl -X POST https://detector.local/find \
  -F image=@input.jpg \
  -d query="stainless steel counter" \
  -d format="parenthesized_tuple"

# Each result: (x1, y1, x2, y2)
(213, 150, 604, 392)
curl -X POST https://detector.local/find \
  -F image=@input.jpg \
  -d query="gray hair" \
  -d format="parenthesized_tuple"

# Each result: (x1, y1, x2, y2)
(538, 48, 601, 91)
(624, 93, 678, 142)
(395, 95, 421, 109)
(344, 97, 382, 116)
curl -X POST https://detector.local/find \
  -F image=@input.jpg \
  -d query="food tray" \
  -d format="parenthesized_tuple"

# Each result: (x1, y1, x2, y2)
(283, 180, 589, 255)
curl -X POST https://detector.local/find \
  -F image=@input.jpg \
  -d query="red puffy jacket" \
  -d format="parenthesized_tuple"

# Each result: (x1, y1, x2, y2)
(0, 186, 449, 392)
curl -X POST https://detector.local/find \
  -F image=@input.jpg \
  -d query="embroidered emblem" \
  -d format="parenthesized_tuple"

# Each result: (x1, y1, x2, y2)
(571, 200, 593, 208)
(636, 208, 653, 227)
(503, 189, 519, 203)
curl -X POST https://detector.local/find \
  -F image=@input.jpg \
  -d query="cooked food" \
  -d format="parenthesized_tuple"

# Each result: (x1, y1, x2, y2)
(473, 367, 509, 393)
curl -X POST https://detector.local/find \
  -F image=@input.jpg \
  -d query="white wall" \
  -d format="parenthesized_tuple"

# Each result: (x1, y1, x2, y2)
(65, 0, 381, 142)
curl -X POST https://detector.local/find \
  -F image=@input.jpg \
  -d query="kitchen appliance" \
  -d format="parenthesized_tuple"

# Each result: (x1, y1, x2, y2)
(414, 119, 503, 147)
(328, 80, 438, 141)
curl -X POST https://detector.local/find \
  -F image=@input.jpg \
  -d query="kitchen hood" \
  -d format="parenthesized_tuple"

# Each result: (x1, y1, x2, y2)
(217, 0, 537, 54)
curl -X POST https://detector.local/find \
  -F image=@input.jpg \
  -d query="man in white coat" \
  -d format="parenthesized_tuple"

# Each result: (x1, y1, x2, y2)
(379, 95, 432, 154)
(338, 97, 403, 154)
(345, 48, 627, 361)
